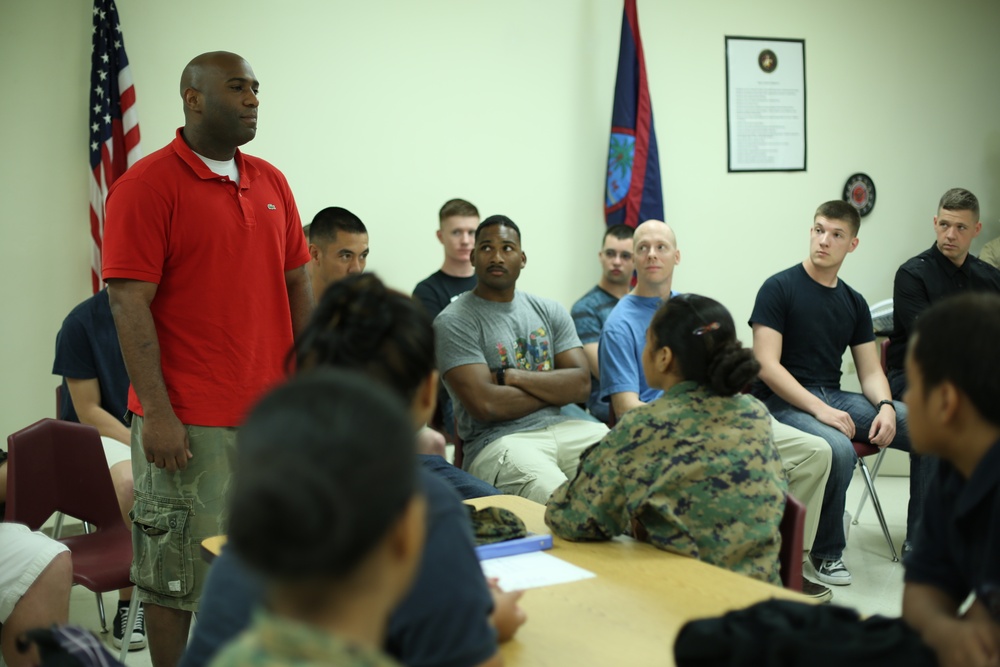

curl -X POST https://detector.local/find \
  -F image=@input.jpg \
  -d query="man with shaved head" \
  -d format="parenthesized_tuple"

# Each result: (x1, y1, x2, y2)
(102, 51, 312, 667)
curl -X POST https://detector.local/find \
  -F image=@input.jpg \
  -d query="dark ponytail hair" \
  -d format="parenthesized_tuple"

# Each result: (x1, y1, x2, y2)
(648, 294, 759, 396)
(293, 273, 435, 404)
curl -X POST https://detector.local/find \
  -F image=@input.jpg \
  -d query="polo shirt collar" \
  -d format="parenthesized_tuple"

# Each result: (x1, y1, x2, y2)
(171, 128, 259, 187)
(954, 439, 1000, 517)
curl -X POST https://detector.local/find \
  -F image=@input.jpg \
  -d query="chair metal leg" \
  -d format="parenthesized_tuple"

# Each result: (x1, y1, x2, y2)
(853, 447, 887, 523)
(857, 456, 899, 562)
(119, 594, 140, 663)
(52, 512, 66, 539)
(95, 591, 109, 633)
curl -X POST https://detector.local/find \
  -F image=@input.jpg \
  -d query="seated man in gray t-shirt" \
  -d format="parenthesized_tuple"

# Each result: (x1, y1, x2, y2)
(434, 216, 609, 503)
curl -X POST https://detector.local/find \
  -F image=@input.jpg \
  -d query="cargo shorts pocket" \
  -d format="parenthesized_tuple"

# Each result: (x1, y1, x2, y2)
(130, 491, 193, 598)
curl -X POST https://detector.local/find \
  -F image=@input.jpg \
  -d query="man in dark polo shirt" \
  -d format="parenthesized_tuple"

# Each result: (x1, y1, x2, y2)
(887, 188, 1000, 399)
(902, 293, 1000, 667)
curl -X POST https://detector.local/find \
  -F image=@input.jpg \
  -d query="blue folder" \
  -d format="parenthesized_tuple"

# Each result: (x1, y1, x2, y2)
(475, 533, 553, 561)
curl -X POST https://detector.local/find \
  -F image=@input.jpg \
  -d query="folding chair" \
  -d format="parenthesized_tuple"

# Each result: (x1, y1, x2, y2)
(851, 440, 899, 562)
(853, 339, 890, 521)
(778, 493, 805, 592)
(5, 418, 139, 663)
(850, 338, 898, 561)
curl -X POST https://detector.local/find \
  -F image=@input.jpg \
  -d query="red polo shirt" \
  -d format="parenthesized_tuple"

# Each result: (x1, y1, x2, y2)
(102, 129, 310, 426)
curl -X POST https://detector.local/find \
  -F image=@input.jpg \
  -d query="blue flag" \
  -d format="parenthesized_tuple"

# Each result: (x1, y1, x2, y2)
(605, 0, 663, 228)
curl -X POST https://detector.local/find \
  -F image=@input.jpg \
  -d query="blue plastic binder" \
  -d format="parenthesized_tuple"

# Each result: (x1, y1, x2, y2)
(475, 533, 553, 561)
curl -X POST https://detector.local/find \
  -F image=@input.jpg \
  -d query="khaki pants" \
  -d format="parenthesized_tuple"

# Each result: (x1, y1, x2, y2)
(771, 418, 831, 553)
(468, 420, 609, 504)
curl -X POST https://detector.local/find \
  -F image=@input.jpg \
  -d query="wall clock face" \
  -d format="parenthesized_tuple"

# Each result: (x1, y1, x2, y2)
(843, 173, 876, 217)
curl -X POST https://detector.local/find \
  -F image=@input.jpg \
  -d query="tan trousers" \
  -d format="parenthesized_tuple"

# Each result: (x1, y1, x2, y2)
(771, 418, 831, 553)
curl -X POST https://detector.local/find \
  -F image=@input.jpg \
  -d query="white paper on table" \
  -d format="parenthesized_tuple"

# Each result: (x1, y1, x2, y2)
(480, 550, 596, 591)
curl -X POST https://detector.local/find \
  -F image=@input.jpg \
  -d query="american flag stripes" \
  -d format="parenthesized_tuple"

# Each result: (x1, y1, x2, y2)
(89, 0, 140, 293)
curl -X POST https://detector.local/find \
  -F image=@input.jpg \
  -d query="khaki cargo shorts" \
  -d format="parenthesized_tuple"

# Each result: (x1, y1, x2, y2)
(129, 415, 237, 612)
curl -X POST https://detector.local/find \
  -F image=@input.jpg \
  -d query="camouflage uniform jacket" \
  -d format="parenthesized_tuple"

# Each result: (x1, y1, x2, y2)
(209, 609, 401, 667)
(544, 381, 787, 585)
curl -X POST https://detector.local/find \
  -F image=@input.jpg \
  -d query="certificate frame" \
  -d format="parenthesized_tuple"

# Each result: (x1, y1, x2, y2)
(725, 36, 806, 172)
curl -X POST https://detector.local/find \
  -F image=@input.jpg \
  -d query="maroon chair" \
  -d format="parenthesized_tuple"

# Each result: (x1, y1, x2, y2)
(5, 418, 139, 663)
(778, 493, 806, 592)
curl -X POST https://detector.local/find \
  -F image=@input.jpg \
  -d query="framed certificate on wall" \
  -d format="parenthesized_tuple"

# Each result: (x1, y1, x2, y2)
(725, 36, 806, 172)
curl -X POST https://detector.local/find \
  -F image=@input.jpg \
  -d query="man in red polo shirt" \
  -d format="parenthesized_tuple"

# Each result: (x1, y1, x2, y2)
(102, 51, 312, 667)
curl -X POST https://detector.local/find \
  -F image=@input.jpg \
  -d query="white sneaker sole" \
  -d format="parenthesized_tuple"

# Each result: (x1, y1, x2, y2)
(809, 562, 852, 586)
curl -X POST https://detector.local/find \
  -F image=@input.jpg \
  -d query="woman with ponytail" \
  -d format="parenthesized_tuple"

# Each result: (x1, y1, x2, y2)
(545, 294, 787, 584)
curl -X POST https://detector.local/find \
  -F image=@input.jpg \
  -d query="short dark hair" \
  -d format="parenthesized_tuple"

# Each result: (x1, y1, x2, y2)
(816, 200, 861, 237)
(439, 199, 479, 223)
(648, 294, 760, 396)
(911, 292, 1000, 427)
(227, 369, 418, 583)
(937, 188, 979, 219)
(294, 273, 435, 405)
(603, 224, 634, 245)
(309, 207, 367, 245)
(475, 214, 521, 243)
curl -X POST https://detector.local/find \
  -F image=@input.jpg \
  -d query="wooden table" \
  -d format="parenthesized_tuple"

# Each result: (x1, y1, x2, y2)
(469, 495, 808, 667)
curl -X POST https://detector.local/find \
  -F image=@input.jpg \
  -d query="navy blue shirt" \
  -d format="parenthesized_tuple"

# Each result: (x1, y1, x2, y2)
(51, 289, 129, 425)
(750, 264, 874, 393)
(904, 441, 1000, 609)
(180, 467, 497, 667)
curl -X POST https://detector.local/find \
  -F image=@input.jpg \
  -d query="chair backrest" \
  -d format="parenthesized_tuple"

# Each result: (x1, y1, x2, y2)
(6, 418, 122, 531)
(778, 493, 805, 592)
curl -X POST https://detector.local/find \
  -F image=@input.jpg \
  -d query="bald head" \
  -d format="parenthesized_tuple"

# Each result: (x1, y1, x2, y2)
(634, 220, 677, 248)
(633, 219, 680, 295)
(180, 51, 252, 97)
(178, 51, 259, 160)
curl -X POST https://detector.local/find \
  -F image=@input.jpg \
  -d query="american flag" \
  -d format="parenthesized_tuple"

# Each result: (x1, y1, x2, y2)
(89, 0, 140, 293)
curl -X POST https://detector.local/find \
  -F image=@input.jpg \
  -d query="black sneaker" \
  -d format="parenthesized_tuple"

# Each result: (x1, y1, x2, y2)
(808, 555, 852, 586)
(801, 579, 833, 603)
(112, 602, 146, 651)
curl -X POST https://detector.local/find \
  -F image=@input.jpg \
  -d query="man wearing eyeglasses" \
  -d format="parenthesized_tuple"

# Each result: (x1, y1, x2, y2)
(570, 224, 635, 423)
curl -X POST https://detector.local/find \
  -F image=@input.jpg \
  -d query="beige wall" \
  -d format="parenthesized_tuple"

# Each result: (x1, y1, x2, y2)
(2, 0, 999, 439)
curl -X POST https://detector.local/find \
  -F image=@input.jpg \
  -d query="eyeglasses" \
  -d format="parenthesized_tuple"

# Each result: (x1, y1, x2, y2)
(602, 249, 633, 262)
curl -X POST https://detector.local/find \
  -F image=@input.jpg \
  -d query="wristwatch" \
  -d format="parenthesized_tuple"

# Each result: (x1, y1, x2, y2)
(495, 367, 506, 386)
(875, 399, 895, 412)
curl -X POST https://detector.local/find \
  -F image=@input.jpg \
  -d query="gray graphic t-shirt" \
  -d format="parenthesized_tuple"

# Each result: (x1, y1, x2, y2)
(434, 290, 582, 464)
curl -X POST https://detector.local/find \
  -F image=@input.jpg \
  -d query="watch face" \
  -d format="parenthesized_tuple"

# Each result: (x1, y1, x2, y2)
(843, 173, 876, 217)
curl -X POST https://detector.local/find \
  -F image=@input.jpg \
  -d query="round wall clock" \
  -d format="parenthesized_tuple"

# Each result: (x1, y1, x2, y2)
(843, 173, 876, 217)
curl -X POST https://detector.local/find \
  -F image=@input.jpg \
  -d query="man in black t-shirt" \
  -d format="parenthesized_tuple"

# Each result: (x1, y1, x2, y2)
(413, 198, 480, 320)
(750, 200, 911, 589)
(414, 199, 480, 438)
